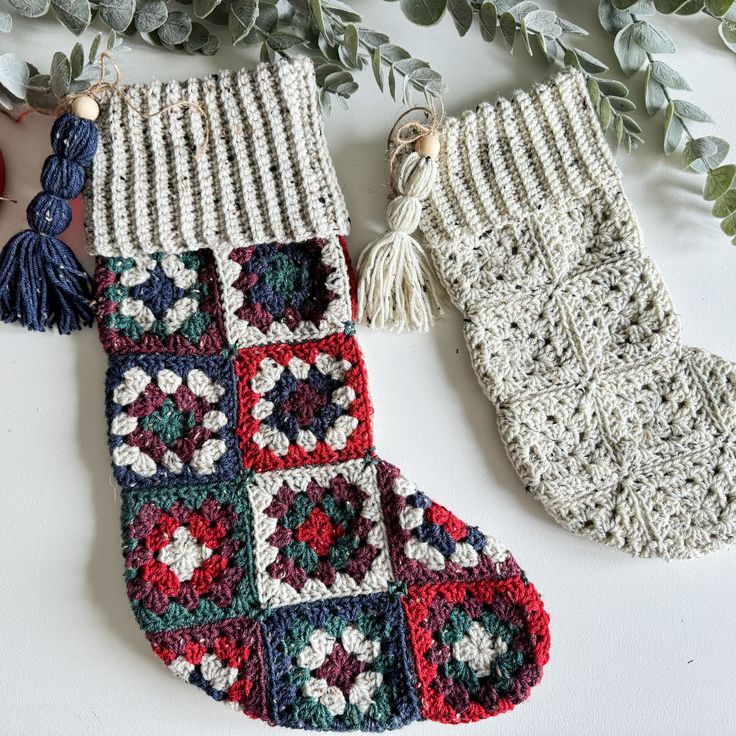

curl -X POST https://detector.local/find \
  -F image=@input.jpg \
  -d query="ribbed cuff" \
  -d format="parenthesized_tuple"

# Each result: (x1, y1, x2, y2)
(419, 68, 621, 247)
(83, 58, 349, 257)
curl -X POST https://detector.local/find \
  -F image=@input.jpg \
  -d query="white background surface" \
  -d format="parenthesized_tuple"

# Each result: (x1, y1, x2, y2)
(1, 3, 735, 735)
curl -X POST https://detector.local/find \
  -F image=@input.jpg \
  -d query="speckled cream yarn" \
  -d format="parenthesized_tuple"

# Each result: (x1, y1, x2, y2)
(85, 59, 550, 729)
(420, 68, 736, 559)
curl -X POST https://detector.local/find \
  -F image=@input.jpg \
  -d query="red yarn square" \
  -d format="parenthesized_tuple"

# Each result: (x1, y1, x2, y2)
(234, 333, 373, 472)
(402, 579, 550, 724)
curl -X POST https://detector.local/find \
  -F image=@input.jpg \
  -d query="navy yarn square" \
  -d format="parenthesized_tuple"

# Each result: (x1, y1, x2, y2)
(106, 355, 240, 489)
(262, 593, 420, 731)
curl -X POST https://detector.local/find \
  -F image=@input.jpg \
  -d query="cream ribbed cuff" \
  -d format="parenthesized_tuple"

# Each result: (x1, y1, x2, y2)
(419, 68, 621, 247)
(83, 58, 349, 257)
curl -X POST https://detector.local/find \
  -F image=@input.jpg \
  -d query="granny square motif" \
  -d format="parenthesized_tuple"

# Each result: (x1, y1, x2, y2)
(235, 333, 372, 472)
(148, 616, 269, 720)
(249, 460, 393, 608)
(262, 593, 421, 731)
(106, 355, 240, 488)
(218, 236, 352, 348)
(95, 250, 227, 355)
(401, 579, 549, 724)
(121, 476, 258, 632)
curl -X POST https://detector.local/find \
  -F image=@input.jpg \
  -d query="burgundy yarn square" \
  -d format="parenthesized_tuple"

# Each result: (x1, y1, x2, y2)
(95, 250, 226, 355)
(376, 461, 520, 585)
(148, 616, 268, 721)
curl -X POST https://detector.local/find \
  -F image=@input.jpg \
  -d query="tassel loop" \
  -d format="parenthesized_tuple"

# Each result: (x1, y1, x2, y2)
(357, 142, 445, 332)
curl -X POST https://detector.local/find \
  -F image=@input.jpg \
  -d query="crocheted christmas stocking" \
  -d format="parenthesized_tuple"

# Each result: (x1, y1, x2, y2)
(86, 60, 549, 729)
(419, 68, 736, 560)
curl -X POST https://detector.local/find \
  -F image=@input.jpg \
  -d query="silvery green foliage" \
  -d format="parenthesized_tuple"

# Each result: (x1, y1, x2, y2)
(0, 30, 123, 112)
(0, 0, 444, 109)
(600, 0, 736, 243)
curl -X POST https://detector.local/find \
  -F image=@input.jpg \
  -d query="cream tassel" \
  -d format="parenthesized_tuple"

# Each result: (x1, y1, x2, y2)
(357, 115, 445, 332)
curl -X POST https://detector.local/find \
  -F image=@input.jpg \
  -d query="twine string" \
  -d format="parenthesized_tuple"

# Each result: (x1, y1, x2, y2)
(66, 52, 211, 159)
(386, 97, 444, 195)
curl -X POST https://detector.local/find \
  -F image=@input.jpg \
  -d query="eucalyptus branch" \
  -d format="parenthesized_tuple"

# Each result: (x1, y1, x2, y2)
(600, 1, 736, 242)
(610, 0, 736, 54)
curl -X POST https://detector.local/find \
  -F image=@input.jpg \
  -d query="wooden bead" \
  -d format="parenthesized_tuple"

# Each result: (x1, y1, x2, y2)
(415, 132, 440, 160)
(71, 95, 100, 122)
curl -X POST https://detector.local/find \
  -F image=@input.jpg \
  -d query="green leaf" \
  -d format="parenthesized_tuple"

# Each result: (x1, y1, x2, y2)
(676, 0, 705, 12)
(609, 95, 636, 112)
(135, 0, 167, 32)
(645, 67, 666, 116)
(597, 78, 629, 96)
(448, 0, 473, 36)
(99, 0, 136, 32)
(343, 23, 359, 66)
(650, 60, 690, 90)
(614, 24, 647, 76)
(713, 189, 736, 217)
(193, 0, 220, 19)
(654, 0, 692, 11)
(201, 33, 220, 55)
(500, 11, 516, 49)
(229, 0, 258, 43)
(0, 53, 29, 98)
(704, 164, 736, 201)
(722, 212, 736, 236)
(399, 0, 447, 25)
(88, 32, 102, 62)
(664, 101, 684, 154)
(672, 99, 714, 123)
(629, 21, 676, 53)
(615, 114, 625, 143)
(599, 96, 612, 130)
(49, 51, 71, 97)
(599, 0, 630, 33)
(267, 32, 303, 50)
(705, 0, 734, 15)
(684, 136, 729, 172)
(586, 77, 601, 106)
(524, 9, 561, 37)
(557, 17, 588, 35)
(719, 18, 736, 52)
(571, 47, 608, 72)
(371, 47, 383, 90)
(69, 42, 84, 78)
(51, 0, 92, 35)
(107, 29, 117, 49)
(25, 74, 57, 111)
(564, 48, 580, 68)
(310, 0, 333, 44)
(479, 1, 497, 41)
(6, 0, 49, 18)
(612, 0, 642, 7)
(158, 9, 191, 44)
(357, 28, 389, 48)
(620, 114, 642, 133)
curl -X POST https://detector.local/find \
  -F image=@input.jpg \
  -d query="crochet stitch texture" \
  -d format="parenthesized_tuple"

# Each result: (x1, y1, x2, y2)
(88, 59, 550, 730)
(420, 68, 736, 559)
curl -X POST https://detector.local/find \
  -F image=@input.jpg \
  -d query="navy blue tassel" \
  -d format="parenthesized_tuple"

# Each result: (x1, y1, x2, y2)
(0, 113, 98, 334)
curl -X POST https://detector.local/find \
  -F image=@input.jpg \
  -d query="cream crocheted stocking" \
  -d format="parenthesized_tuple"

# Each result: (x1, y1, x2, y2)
(419, 69, 736, 559)
(83, 59, 550, 729)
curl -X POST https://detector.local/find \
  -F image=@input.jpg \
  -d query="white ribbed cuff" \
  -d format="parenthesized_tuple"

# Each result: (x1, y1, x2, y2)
(419, 68, 621, 247)
(84, 58, 349, 257)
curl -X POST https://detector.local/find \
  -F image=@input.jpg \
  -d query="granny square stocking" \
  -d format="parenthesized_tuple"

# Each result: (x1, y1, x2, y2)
(86, 60, 550, 729)
(420, 69, 736, 559)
